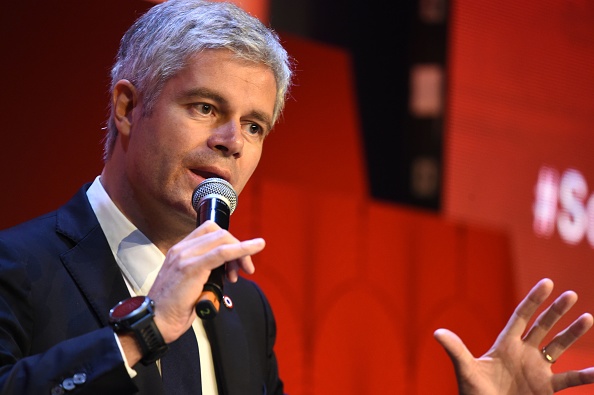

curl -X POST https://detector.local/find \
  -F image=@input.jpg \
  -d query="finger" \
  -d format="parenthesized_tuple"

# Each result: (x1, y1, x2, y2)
(523, 290, 579, 346)
(192, 219, 223, 235)
(178, 220, 223, 243)
(181, 222, 234, 253)
(226, 261, 239, 282)
(176, 227, 261, 269)
(552, 367, 594, 392)
(203, 238, 264, 270)
(200, 238, 261, 284)
(433, 328, 474, 372)
(541, 313, 593, 363)
(226, 254, 257, 283)
(499, 278, 555, 340)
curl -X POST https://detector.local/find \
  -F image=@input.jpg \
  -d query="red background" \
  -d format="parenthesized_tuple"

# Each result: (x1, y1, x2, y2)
(1, 0, 593, 394)
(444, 0, 594, 368)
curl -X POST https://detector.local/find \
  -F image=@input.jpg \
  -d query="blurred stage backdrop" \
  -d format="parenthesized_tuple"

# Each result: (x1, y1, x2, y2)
(2, 0, 594, 393)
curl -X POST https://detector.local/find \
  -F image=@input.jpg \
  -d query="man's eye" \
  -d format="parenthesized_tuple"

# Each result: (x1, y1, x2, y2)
(195, 103, 213, 115)
(248, 123, 264, 136)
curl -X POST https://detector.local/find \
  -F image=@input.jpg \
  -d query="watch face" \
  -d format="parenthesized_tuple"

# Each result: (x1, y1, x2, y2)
(110, 296, 147, 320)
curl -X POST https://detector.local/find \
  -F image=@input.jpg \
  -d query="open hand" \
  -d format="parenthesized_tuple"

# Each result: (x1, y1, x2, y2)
(434, 278, 594, 394)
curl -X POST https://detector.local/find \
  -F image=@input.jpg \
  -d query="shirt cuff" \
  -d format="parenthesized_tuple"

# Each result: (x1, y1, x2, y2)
(113, 331, 138, 378)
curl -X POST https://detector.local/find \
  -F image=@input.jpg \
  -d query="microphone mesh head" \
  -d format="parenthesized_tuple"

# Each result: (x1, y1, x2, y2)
(192, 178, 238, 214)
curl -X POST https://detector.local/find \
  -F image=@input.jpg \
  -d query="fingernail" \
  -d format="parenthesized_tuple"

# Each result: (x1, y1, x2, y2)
(246, 238, 265, 246)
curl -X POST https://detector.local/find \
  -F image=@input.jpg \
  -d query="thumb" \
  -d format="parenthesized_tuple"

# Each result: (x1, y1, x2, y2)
(434, 328, 473, 371)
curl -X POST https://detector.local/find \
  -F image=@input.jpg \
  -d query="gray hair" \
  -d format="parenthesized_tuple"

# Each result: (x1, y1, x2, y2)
(104, 0, 293, 160)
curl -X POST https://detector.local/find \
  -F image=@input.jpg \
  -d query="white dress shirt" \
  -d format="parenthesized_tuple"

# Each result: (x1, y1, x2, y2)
(86, 176, 218, 394)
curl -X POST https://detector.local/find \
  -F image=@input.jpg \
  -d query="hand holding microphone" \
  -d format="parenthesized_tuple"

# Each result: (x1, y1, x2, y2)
(192, 177, 238, 319)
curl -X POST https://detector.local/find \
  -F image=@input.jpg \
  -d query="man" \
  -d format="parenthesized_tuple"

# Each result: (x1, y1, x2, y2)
(0, 1, 289, 394)
(0, 1, 593, 394)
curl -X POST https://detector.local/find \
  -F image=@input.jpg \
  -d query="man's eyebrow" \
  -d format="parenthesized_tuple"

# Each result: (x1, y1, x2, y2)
(179, 87, 227, 104)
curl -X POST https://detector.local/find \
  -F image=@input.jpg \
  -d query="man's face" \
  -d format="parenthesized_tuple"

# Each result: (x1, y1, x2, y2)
(117, 49, 277, 231)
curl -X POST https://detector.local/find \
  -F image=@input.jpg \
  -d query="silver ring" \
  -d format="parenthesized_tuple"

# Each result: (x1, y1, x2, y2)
(542, 346, 556, 364)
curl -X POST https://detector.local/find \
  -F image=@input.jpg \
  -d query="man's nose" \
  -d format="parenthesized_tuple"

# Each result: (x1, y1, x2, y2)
(207, 121, 244, 158)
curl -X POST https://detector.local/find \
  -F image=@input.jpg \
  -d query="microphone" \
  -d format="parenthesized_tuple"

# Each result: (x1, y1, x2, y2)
(191, 177, 238, 320)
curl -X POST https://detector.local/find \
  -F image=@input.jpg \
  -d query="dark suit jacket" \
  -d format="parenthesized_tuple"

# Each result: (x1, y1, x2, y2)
(0, 184, 284, 395)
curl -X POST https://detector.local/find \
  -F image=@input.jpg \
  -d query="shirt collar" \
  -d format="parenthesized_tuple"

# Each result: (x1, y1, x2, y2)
(86, 176, 163, 295)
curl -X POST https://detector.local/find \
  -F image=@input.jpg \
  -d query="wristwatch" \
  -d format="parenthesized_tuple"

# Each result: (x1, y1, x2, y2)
(109, 296, 169, 365)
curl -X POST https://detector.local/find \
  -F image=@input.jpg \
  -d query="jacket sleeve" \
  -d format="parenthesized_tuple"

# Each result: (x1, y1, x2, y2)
(0, 328, 138, 394)
(0, 236, 139, 394)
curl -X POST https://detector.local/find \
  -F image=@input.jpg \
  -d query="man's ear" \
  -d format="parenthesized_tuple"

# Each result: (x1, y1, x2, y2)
(112, 79, 137, 138)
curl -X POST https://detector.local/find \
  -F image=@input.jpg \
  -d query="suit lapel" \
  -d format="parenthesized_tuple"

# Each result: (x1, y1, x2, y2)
(55, 185, 165, 393)
(56, 185, 130, 322)
(204, 301, 252, 395)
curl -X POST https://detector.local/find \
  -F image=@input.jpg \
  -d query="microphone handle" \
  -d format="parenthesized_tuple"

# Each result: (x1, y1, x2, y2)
(195, 196, 230, 320)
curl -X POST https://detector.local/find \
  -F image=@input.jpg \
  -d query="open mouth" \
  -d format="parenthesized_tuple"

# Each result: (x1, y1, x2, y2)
(190, 168, 230, 184)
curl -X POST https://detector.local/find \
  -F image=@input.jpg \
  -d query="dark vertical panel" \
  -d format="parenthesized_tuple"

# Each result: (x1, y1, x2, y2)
(270, 0, 448, 211)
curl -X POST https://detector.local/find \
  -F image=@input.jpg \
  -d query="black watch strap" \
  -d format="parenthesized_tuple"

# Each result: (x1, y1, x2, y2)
(109, 296, 169, 365)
